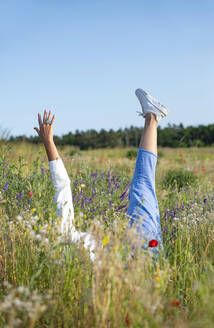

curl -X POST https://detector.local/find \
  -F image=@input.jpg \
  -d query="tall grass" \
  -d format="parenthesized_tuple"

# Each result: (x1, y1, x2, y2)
(0, 143, 214, 327)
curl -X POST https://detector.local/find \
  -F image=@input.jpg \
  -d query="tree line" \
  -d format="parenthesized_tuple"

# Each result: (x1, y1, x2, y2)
(8, 123, 214, 149)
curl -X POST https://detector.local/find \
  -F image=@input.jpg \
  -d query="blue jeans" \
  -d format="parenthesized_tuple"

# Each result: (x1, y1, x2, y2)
(127, 149, 162, 253)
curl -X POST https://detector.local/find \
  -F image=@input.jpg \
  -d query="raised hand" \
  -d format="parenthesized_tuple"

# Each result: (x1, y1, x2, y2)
(34, 110, 55, 145)
(34, 110, 59, 161)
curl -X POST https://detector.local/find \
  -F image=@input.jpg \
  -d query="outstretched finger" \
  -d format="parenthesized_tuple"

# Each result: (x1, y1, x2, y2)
(34, 127, 40, 136)
(43, 110, 47, 124)
(38, 113, 43, 128)
(47, 110, 52, 121)
(51, 114, 55, 126)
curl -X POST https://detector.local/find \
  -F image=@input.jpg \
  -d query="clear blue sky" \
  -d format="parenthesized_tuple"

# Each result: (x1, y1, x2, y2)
(1, 0, 214, 137)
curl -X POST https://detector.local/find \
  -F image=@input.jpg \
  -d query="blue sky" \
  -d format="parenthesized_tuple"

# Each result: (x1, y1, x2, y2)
(1, 0, 214, 137)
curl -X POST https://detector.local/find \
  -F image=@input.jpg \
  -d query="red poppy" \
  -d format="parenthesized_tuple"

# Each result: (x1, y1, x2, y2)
(27, 191, 33, 198)
(125, 312, 131, 326)
(172, 299, 180, 306)
(202, 166, 206, 171)
(179, 154, 183, 158)
(148, 239, 158, 247)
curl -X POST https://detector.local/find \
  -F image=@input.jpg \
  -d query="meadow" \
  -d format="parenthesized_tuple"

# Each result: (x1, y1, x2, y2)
(0, 142, 214, 328)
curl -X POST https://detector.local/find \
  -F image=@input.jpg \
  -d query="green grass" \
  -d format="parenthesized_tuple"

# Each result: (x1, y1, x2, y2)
(0, 142, 214, 327)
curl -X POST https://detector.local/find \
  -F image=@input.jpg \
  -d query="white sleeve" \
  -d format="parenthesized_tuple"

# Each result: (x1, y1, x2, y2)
(49, 158, 74, 234)
(49, 158, 96, 260)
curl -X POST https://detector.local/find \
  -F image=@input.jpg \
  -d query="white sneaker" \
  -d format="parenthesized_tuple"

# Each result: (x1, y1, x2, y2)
(135, 88, 168, 122)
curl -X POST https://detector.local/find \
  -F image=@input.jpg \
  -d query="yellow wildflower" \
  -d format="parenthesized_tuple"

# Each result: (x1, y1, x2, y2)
(156, 276, 160, 282)
(102, 235, 109, 246)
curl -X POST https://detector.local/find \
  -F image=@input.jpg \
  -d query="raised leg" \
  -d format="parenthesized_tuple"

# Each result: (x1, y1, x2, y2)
(127, 88, 169, 253)
(140, 113, 158, 155)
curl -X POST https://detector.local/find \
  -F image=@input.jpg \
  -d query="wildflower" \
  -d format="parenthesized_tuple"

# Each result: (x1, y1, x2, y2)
(41, 167, 45, 176)
(120, 183, 130, 202)
(80, 184, 86, 188)
(172, 299, 180, 306)
(27, 191, 33, 198)
(108, 170, 111, 186)
(202, 166, 206, 171)
(35, 234, 42, 241)
(203, 198, 207, 205)
(156, 276, 161, 282)
(148, 239, 158, 247)
(3, 182, 9, 192)
(102, 235, 109, 246)
(179, 154, 183, 158)
(117, 204, 128, 211)
(125, 312, 131, 326)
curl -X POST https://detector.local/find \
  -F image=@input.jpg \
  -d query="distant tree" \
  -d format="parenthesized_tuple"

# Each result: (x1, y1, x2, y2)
(9, 123, 214, 149)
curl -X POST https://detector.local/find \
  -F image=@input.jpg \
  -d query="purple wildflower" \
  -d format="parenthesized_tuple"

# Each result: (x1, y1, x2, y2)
(108, 170, 111, 186)
(3, 182, 9, 192)
(74, 180, 79, 187)
(120, 183, 130, 202)
(76, 191, 83, 203)
(203, 198, 207, 205)
(15, 191, 22, 200)
(117, 203, 128, 211)
(181, 203, 185, 210)
(4, 164, 9, 170)
(72, 193, 78, 201)
(41, 167, 45, 176)
(109, 200, 112, 209)
(170, 210, 175, 217)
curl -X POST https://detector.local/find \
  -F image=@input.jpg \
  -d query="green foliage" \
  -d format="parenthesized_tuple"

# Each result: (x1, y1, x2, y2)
(126, 149, 137, 160)
(158, 150, 164, 158)
(162, 168, 197, 190)
(9, 123, 214, 149)
(70, 148, 81, 157)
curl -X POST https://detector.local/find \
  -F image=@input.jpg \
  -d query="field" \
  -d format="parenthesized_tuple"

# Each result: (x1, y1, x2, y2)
(0, 142, 214, 328)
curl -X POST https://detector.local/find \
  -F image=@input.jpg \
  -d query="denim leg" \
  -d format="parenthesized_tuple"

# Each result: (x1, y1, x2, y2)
(127, 149, 162, 249)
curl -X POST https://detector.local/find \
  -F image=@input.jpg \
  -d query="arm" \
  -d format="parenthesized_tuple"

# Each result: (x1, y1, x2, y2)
(34, 110, 74, 233)
(34, 110, 96, 259)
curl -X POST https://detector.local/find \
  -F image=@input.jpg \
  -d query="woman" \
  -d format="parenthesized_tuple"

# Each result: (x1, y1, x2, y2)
(34, 89, 168, 260)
